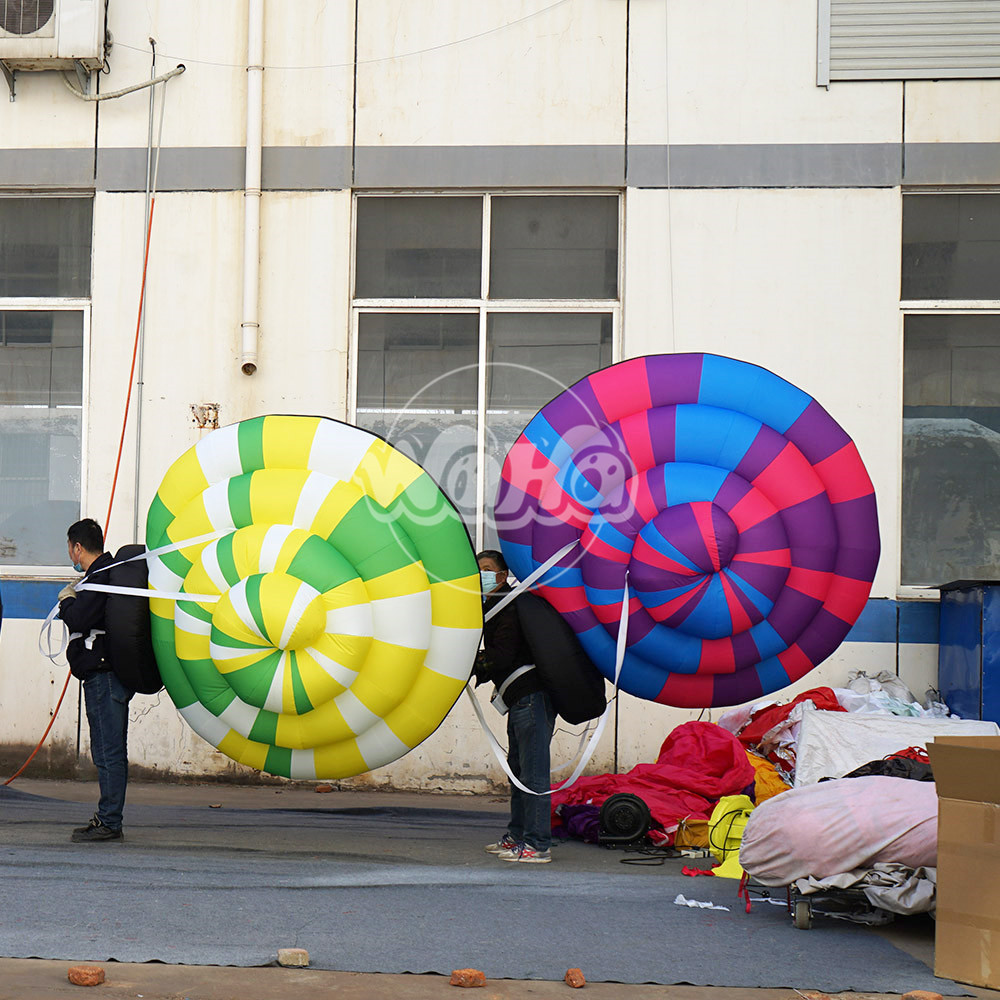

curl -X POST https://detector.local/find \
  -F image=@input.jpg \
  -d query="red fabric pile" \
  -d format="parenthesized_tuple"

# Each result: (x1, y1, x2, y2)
(734, 686, 844, 748)
(551, 721, 755, 841)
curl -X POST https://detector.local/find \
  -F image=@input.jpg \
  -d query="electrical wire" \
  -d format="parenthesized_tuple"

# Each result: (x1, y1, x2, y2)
(111, 0, 573, 71)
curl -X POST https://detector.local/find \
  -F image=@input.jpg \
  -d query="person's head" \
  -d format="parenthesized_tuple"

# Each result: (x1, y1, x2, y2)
(67, 518, 104, 572)
(477, 549, 508, 595)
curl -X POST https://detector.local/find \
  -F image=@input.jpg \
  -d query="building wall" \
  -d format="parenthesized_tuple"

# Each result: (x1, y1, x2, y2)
(1, 0, 994, 788)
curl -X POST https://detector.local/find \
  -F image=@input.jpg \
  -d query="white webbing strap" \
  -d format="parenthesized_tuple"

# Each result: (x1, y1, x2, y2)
(39, 529, 231, 664)
(466, 572, 631, 796)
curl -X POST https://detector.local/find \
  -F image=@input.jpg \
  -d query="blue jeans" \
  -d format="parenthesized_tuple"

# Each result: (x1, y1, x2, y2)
(506, 690, 555, 851)
(82, 671, 133, 831)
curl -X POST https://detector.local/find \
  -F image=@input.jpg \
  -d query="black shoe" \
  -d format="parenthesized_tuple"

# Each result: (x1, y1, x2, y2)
(70, 817, 122, 843)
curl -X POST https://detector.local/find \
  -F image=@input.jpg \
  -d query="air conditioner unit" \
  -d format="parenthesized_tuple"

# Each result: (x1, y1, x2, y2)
(0, 0, 106, 71)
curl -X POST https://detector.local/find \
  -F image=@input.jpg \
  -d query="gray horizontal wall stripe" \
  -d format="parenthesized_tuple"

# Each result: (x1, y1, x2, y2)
(97, 147, 245, 192)
(0, 148, 93, 188)
(627, 143, 902, 187)
(1, 142, 996, 191)
(262, 146, 352, 190)
(904, 142, 1000, 186)
(354, 144, 626, 188)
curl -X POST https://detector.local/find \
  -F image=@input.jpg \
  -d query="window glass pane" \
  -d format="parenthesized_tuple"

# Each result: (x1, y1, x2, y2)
(902, 194, 1000, 300)
(902, 314, 1000, 585)
(0, 197, 93, 297)
(355, 197, 482, 298)
(0, 310, 83, 565)
(483, 312, 613, 550)
(356, 312, 479, 532)
(490, 196, 618, 300)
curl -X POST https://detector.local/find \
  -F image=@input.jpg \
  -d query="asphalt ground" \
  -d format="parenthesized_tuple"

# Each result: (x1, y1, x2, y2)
(1, 778, 998, 1000)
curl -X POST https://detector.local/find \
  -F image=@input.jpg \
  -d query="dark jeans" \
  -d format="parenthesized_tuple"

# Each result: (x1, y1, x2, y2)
(82, 671, 133, 831)
(506, 689, 555, 851)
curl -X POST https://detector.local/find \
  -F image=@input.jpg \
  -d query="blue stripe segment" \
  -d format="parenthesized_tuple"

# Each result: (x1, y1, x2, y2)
(675, 575, 732, 639)
(662, 463, 729, 505)
(674, 404, 762, 470)
(1, 579, 63, 620)
(698, 354, 811, 434)
(523, 412, 574, 470)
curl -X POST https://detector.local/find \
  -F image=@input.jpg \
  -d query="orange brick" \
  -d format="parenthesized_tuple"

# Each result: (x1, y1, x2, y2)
(67, 965, 105, 987)
(565, 968, 586, 988)
(449, 968, 486, 987)
(903, 992, 943, 1000)
(314, 784, 334, 793)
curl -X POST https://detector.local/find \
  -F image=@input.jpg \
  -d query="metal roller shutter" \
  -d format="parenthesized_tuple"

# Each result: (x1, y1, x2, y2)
(818, 0, 1000, 83)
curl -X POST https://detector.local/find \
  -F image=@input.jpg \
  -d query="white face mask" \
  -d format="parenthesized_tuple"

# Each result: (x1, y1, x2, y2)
(480, 570, 499, 593)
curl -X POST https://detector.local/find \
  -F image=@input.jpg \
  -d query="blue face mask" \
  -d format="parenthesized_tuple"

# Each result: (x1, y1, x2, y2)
(73, 562, 84, 573)
(480, 571, 499, 593)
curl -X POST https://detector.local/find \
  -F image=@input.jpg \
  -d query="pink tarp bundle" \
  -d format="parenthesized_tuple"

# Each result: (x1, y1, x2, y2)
(739, 775, 938, 885)
(551, 721, 756, 840)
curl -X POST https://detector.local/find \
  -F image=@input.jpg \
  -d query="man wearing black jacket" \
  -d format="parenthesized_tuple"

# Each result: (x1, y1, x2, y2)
(58, 518, 133, 843)
(474, 550, 555, 863)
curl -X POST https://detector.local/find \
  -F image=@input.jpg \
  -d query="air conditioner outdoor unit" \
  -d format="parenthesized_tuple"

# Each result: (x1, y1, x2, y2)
(0, 0, 105, 71)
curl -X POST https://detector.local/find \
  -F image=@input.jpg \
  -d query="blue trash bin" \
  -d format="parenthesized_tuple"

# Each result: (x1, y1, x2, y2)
(938, 580, 1000, 725)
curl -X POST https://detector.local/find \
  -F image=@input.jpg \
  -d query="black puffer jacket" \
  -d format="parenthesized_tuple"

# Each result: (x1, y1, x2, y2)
(474, 584, 542, 706)
(59, 552, 113, 680)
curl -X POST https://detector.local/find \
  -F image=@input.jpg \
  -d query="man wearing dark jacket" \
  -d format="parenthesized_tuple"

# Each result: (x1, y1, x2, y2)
(58, 518, 133, 843)
(474, 550, 555, 863)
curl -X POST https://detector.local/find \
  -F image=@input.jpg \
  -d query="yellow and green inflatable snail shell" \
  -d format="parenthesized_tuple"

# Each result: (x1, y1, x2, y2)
(145, 415, 483, 780)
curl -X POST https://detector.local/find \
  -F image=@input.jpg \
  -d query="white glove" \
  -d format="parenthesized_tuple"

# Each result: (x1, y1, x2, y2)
(58, 583, 76, 602)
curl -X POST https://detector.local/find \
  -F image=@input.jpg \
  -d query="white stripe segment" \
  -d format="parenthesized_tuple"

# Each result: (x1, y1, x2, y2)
(289, 749, 317, 780)
(301, 646, 358, 688)
(179, 701, 230, 748)
(258, 524, 295, 574)
(278, 582, 322, 649)
(293, 472, 338, 531)
(202, 481, 237, 532)
(357, 719, 410, 770)
(370, 592, 432, 650)
(424, 626, 481, 681)
(325, 603, 373, 638)
(225, 579, 267, 642)
(307, 421, 373, 481)
(262, 650, 288, 714)
(194, 421, 243, 484)
(218, 697, 261, 739)
(334, 688, 380, 737)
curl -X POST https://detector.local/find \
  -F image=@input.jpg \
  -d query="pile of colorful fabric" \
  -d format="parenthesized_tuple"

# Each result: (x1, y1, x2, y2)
(551, 720, 790, 847)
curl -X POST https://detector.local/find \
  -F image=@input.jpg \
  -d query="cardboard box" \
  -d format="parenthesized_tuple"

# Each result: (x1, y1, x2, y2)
(927, 735, 1000, 989)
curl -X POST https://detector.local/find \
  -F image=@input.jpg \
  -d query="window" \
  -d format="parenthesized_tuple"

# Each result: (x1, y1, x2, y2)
(901, 193, 1000, 587)
(0, 198, 91, 567)
(818, 0, 1000, 85)
(353, 194, 619, 549)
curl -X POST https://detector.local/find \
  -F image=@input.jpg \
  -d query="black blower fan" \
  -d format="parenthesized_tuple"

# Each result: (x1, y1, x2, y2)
(597, 793, 651, 847)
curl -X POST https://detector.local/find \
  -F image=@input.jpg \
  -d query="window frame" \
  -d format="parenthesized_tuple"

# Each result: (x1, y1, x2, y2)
(0, 298, 91, 576)
(898, 187, 1000, 598)
(349, 190, 623, 551)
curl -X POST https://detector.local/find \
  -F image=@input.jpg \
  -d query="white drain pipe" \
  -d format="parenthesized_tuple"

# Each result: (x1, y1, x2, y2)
(240, 0, 264, 376)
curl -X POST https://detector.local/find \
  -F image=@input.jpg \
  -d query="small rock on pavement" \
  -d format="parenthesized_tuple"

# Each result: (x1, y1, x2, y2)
(903, 992, 943, 1000)
(277, 948, 310, 967)
(796, 993, 828, 1000)
(67, 966, 105, 987)
(314, 784, 333, 793)
(565, 968, 586, 988)
(450, 968, 486, 987)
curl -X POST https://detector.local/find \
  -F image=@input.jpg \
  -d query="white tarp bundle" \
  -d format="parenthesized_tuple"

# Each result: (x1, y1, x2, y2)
(793, 710, 999, 786)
